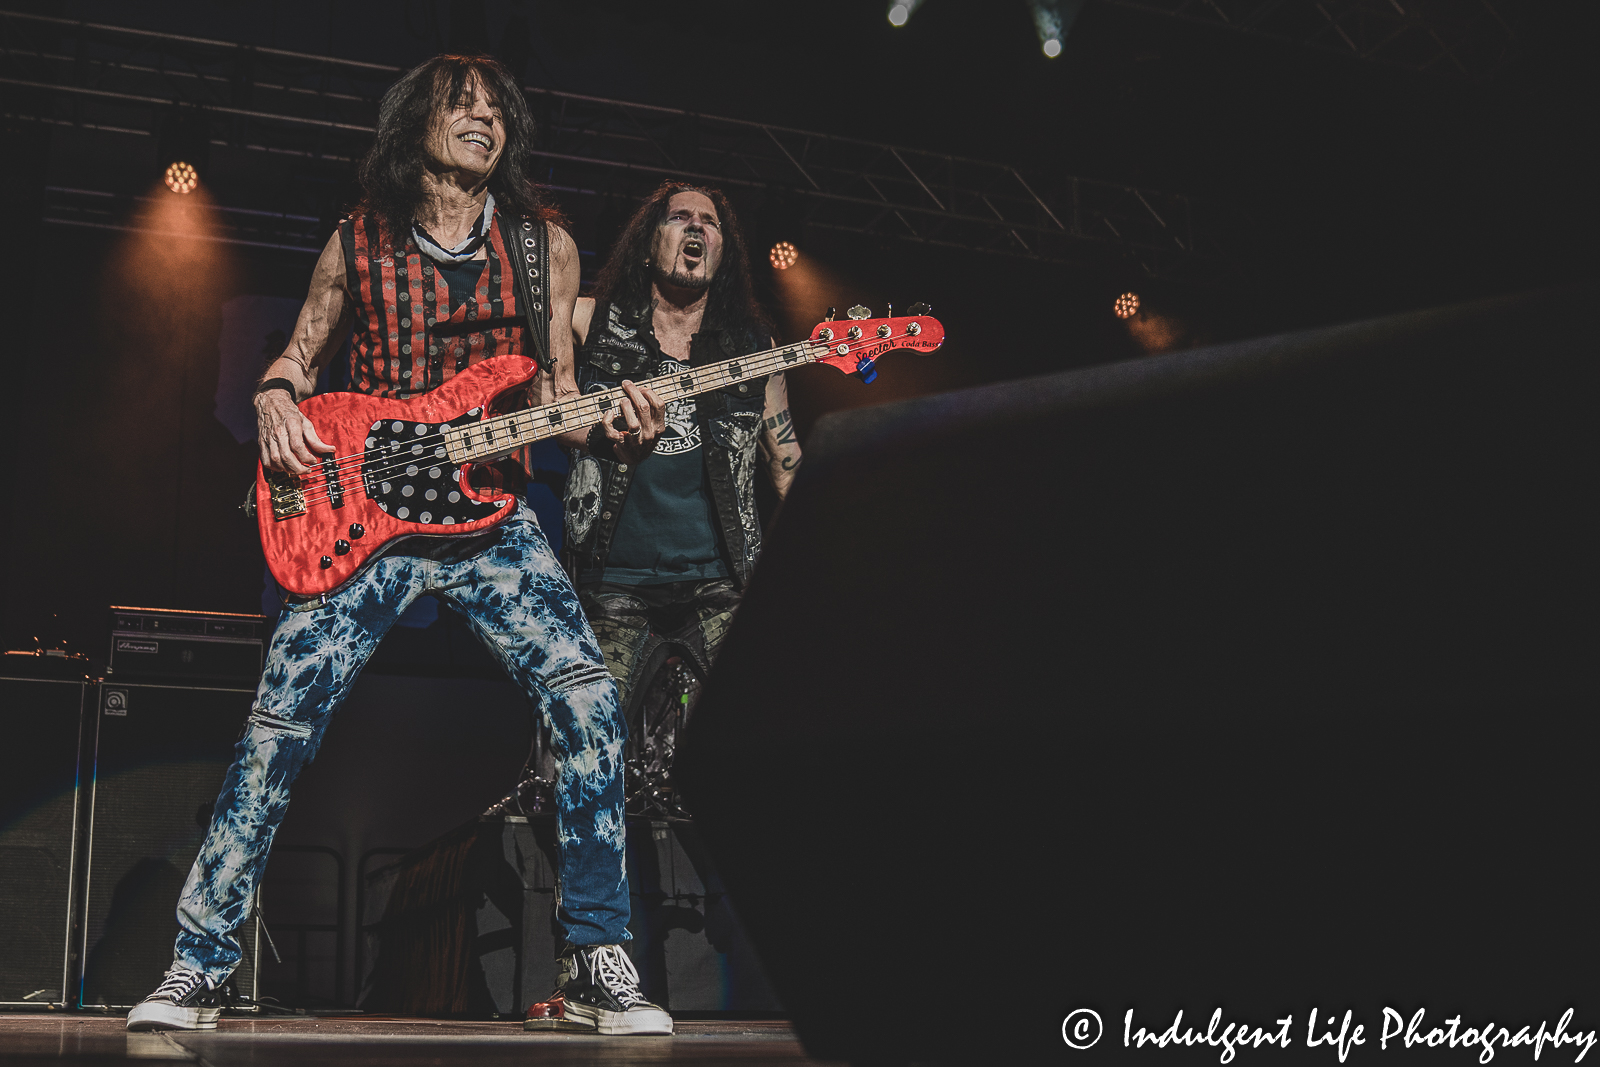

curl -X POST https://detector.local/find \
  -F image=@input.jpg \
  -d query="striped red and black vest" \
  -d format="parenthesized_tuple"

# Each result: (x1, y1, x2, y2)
(339, 210, 539, 489)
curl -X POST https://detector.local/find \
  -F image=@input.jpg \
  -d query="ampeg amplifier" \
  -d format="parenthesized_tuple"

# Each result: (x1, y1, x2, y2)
(0, 667, 91, 1008)
(107, 607, 267, 687)
(80, 682, 261, 1009)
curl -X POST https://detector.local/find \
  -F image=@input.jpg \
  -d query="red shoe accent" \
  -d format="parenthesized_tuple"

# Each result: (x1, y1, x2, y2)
(524, 993, 595, 1032)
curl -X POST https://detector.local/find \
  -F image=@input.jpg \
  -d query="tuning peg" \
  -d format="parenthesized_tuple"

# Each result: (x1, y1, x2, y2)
(907, 302, 931, 316)
(887, 303, 893, 319)
(825, 307, 837, 322)
(847, 305, 871, 320)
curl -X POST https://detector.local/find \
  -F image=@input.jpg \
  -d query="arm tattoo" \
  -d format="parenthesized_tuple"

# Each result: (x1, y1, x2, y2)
(765, 408, 798, 446)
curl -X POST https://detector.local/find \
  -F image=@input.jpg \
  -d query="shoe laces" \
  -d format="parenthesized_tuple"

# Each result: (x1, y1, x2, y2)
(150, 967, 210, 1003)
(584, 945, 648, 1009)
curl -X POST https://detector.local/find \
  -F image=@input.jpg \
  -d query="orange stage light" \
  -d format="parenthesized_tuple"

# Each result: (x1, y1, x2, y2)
(1114, 291, 1140, 319)
(165, 161, 199, 195)
(769, 241, 798, 270)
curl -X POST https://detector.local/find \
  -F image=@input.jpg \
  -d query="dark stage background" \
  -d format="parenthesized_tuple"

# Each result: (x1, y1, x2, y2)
(1, 0, 1595, 1013)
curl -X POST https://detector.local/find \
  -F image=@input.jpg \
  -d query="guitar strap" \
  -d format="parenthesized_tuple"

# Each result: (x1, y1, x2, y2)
(497, 212, 553, 374)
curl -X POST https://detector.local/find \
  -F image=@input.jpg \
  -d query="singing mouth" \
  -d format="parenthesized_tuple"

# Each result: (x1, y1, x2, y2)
(682, 238, 704, 262)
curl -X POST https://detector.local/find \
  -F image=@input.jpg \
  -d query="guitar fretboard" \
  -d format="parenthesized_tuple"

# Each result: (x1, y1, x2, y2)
(442, 340, 822, 463)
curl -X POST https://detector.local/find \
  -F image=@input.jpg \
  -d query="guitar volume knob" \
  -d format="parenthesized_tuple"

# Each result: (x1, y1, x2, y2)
(319, 556, 333, 569)
(334, 540, 350, 555)
(348, 523, 365, 539)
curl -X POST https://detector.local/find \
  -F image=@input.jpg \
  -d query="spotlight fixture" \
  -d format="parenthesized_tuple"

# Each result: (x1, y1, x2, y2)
(1114, 292, 1140, 319)
(1030, 0, 1084, 58)
(165, 161, 199, 195)
(886, 0, 925, 27)
(769, 241, 798, 270)
(159, 104, 210, 193)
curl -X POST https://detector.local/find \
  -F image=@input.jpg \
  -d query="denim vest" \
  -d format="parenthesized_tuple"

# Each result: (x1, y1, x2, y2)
(563, 302, 769, 588)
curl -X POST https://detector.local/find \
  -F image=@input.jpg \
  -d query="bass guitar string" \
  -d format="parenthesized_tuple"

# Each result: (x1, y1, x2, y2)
(287, 338, 823, 492)
(287, 334, 896, 510)
(287, 331, 908, 510)
(289, 342, 829, 508)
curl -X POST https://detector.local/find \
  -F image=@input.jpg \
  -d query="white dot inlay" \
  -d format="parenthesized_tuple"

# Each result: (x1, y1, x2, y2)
(401, 485, 414, 497)
(420, 511, 433, 523)
(381, 482, 392, 493)
(396, 506, 409, 519)
(406, 464, 419, 476)
(391, 421, 404, 432)
(425, 489, 438, 501)
(449, 491, 461, 503)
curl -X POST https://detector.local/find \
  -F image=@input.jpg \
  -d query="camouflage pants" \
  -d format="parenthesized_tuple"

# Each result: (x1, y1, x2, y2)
(578, 578, 742, 714)
(174, 505, 628, 984)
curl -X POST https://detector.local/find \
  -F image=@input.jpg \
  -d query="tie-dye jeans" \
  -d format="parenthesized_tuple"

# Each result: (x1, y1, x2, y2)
(172, 504, 629, 986)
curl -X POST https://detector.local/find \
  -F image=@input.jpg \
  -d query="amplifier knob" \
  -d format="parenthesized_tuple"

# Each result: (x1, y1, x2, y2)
(320, 556, 333, 569)
(334, 540, 351, 555)
(349, 523, 365, 539)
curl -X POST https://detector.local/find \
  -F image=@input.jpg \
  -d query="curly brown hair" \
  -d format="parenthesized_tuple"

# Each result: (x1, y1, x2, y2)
(356, 54, 561, 242)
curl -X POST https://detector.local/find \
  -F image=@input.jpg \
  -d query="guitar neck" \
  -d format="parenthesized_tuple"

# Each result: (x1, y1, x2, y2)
(443, 341, 820, 464)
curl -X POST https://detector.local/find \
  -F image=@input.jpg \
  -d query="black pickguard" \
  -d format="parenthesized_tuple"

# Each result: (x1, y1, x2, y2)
(361, 407, 509, 526)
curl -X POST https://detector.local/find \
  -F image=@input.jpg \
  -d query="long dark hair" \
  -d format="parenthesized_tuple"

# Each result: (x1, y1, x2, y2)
(356, 54, 559, 240)
(591, 182, 772, 338)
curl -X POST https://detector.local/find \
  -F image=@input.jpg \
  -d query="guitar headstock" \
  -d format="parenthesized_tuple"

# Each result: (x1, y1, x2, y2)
(807, 307, 945, 383)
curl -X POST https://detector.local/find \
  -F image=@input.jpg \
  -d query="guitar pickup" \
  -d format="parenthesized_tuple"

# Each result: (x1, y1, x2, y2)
(728, 362, 743, 378)
(546, 409, 563, 425)
(322, 456, 344, 510)
(266, 469, 306, 520)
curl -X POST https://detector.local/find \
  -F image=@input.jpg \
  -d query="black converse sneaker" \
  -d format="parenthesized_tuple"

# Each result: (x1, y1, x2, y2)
(558, 944, 673, 1036)
(524, 955, 597, 1032)
(125, 966, 223, 1031)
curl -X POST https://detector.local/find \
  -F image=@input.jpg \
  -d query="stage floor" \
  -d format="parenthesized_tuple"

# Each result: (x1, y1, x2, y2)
(0, 1014, 829, 1065)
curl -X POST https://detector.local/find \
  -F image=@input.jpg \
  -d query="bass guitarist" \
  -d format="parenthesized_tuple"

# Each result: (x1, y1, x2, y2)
(126, 54, 674, 1037)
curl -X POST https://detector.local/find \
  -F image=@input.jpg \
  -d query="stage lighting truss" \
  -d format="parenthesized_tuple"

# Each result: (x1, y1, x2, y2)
(1114, 291, 1140, 318)
(0, 9, 1250, 282)
(164, 161, 198, 194)
(769, 242, 798, 270)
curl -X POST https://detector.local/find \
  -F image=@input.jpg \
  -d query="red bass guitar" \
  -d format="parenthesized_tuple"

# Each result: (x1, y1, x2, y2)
(255, 310, 945, 596)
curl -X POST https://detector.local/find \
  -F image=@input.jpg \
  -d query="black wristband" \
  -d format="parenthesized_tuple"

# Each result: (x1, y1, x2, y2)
(586, 422, 618, 462)
(255, 377, 297, 401)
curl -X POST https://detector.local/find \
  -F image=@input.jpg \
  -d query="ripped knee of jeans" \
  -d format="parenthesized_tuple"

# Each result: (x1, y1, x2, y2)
(545, 662, 616, 694)
(247, 708, 314, 741)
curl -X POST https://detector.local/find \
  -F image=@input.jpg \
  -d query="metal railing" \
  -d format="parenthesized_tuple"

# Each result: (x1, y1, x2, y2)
(0, 9, 1247, 281)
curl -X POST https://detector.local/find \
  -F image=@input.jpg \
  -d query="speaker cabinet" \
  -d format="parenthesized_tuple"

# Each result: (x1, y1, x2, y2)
(0, 674, 89, 1007)
(79, 682, 260, 1009)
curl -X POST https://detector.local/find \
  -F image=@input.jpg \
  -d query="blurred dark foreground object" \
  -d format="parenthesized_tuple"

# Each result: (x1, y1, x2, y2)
(677, 283, 1598, 1064)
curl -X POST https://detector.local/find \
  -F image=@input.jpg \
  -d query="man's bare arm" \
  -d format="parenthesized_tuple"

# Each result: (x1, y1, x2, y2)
(256, 231, 353, 473)
(546, 247, 663, 464)
(758, 368, 802, 500)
